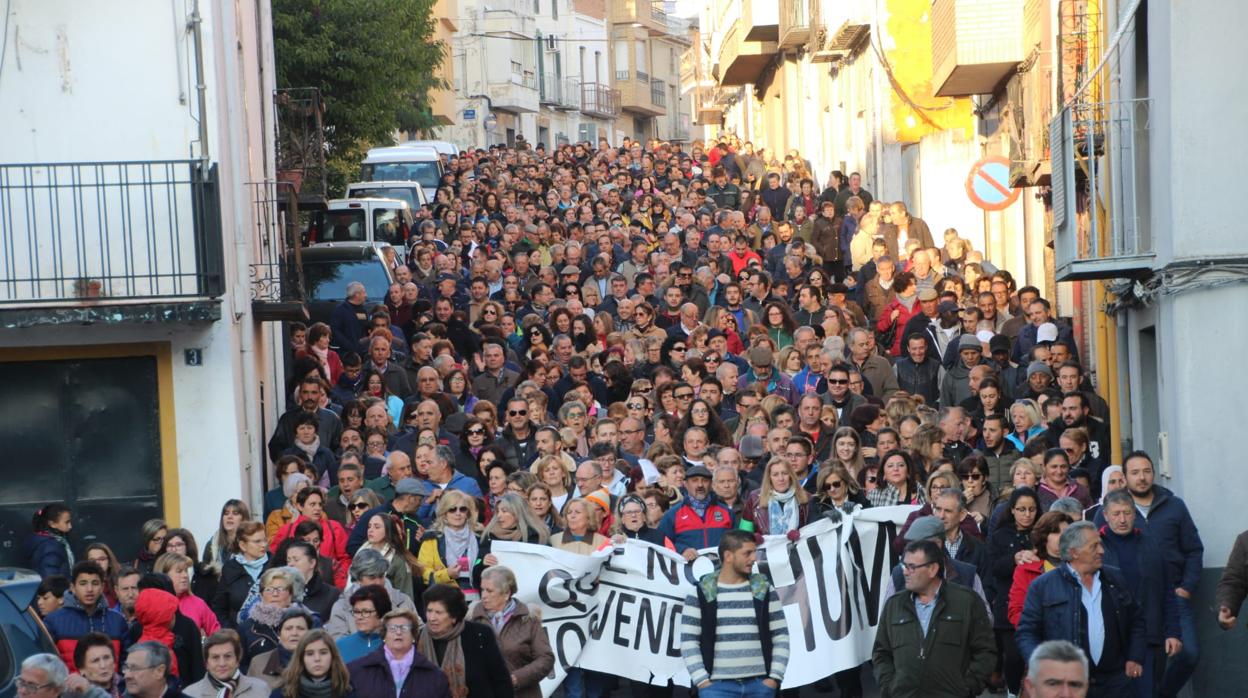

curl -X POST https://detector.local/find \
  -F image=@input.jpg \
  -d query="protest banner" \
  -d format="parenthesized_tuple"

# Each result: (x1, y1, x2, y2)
(492, 505, 917, 696)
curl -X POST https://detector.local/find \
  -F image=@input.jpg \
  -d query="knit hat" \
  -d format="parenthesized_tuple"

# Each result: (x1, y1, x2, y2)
(584, 488, 612, 514)
(957, 334, 982, 352)
(1026, 361, 1054, 379)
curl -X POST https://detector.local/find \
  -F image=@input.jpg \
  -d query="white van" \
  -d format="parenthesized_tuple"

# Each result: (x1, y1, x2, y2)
(360, 144, 443, 190)
(345, 180, 428, 209)
(400, 139, 458, 158)
(304, 198, 414, 247)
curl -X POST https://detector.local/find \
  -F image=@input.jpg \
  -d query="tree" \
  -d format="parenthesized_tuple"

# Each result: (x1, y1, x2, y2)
(272, 0, 445, 195)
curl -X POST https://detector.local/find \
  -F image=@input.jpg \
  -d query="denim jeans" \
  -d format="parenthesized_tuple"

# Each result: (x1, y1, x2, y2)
(1159, 595, 1199, 697)
(697, 677, 776, 698)
(564, 668, 609, 698)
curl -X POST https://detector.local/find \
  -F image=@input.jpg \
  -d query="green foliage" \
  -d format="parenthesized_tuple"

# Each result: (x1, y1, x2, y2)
(272, 0, 445, 195)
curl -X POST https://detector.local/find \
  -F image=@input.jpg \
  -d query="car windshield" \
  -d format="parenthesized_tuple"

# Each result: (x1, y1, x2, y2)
(360, 162, 440, 189)
(348, 186, 420, 208)
(303, 258, 392, 302)
(321, 209, 367, 243)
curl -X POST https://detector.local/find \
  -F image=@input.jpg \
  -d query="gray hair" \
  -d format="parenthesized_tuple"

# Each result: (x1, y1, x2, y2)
(20, 654, 68, 688)
(847, 327, 872, 344)
(350, 548, 390, 580)
(129, 641, 173, 677)
(346, 281, 365, 298)
(481, 565, 519, 596)
(935, 487, 967, 512)
(1101, 489, 1135, 511)
(1058, 521, 1097, 562)
(712, 464, 739, 479)
(260, 566, 306, 602)
(435, 445, 455, 467)
(1027, 640, 1089, 683)
(1049, 497, 1085, 518)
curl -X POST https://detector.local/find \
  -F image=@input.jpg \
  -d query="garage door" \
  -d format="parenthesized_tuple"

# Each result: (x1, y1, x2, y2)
(0, 355, 164, 568)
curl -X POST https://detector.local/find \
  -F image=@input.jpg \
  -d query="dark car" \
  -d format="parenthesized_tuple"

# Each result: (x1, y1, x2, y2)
(0, 569, 57, 698)
(301, 243, 399, 328)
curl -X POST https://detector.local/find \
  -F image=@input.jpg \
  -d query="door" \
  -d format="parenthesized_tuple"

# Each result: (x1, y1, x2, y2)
(0, 356, 165, 567)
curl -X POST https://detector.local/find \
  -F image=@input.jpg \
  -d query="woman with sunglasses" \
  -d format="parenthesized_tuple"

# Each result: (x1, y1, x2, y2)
(455, 416, 491, 479)
(417, 491, 483, 593)
(522, 324, 552, 361)
(957, 454, 994, 526)
(658, 336, 688, 370)
(346, 489, 382, 531)
(814, 463, 871, 517)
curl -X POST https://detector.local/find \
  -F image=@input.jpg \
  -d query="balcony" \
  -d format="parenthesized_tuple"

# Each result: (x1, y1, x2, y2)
(540, 75, 581, 110)
(650, 80, 667, 108)
(250, 181, 307, 322)
(0, 160, 224, 324)
(581, 82, 621, 119)
(779, 0, 813, 49)
(488, 71, 540, 113)
(617, 70, 666, 116)
(717, 20, 778, 86)
(741, 0, 779, 42)
(931, 0, 1024, 97)
(275, 88, 327, 206)
(1050, 99, 1155, 281)
(610, 0, 669, 35)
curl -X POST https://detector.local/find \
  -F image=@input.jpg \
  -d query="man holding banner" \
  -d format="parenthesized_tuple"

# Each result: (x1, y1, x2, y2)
(680, 529, 789, 698)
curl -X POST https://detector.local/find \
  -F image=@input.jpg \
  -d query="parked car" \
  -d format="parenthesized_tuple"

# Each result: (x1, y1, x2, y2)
(300, 243, 398, 328)
(303, 198, 414, 247)
(0, 569, 58, 698)
(359, 144, 443, 191)
(345, 181, 428, 209)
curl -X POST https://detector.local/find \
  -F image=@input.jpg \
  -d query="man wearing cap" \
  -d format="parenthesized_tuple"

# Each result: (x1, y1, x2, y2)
(940, 334, 988, 408)
(737, 345, 800, 407)
(348, 472, 431, 556)
(989, 333, 1023, 398)
(1024, 361, 1056, 400)
(827, 283, 868, 328)
(737, 435, 766, 477)
(884, 516, 992, 615)
(659, 465, 736, 561)
(1012, 298, 1079, 366)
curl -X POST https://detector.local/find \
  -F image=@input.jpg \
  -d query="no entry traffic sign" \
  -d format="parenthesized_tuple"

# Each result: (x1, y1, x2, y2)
(966, 155, 1020, 211)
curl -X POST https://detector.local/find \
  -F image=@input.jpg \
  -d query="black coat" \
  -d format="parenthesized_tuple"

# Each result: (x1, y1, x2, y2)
(211, 558, 258, 629)
(125, 611, 205, 686)
(347, 646, 449, 698)
(301, 572, 341, 625)
(455, 620, 519, 698)
(986, 525, 1032, 630)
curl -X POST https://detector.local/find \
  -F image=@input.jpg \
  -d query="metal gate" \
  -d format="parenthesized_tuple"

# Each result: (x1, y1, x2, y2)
(0, 356, 164, 568)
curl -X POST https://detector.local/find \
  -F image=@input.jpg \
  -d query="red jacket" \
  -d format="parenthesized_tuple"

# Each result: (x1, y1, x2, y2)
(728, 249, 763, 276)
(1007, 559, 1053, 627)
(270, 515, 351, 588)
(877, 296, 923, 357)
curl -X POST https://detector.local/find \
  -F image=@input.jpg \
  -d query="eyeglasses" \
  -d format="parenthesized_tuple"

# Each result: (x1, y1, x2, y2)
(467, 428, 486, 436)
(16, 679, 58, 692)
(352, 608, 378, 617)
(828, 379, 848, 385)
(263, 586, 291, 595)
(901, 561, 936, 573)
(351, 502, 371, 511)
(672, 346, 687, 352)
(447, 506, 470, 514)
(965, 472, 985, 481)
(386, 624, 414, 634)
(508, 409, 528, 416)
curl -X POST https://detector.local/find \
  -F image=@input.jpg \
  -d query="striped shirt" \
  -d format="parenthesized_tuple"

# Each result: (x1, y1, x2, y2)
(680, 581, 790, 686)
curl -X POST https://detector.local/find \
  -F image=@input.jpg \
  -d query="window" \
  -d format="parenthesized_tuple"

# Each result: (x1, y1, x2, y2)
(304, 259, 393, 302)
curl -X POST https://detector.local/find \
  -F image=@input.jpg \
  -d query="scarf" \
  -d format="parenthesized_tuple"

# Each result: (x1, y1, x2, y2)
(309, 343, 329, 365)
(896, 292, 918, 312)
(490, 524, 523, 543)
(298, 675, 335, 698)
(294, 436, 321, 463)
(207, 669, 241, 698)
(234, 553, 268, 582)
(384, 645, 416, 691)
(442, 526, 478, 575)
(418, 621, 468, 698)
(135, 589, 180, 677)
(686, 492, 712, 518)
(767, 487, 800, 535)
(488, 599, 517, 634)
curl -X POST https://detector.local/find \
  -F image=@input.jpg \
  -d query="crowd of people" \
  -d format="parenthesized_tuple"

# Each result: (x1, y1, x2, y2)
(18, 135, 1248, 698)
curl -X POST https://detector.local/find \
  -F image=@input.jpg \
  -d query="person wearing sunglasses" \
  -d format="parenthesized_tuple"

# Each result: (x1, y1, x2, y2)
(814, 463, 870, 518)
(500, 397, 539, 472)
(417, 490, 483, 593)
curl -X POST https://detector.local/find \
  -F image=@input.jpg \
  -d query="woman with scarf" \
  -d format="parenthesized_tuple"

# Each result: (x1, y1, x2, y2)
(1035, 447, 1092, 511)
(875, 271, 920, 357)
(213, 521, 269, 630)
(344, 608, 449, 698)
(296, 323, 343, 385)
(25, 502, 74, 579)
(1083, 464, 1125, 522)
(359, 369, 405, 427)
(472, 494, 550, 588)
(239, 568, 316, 664)
(467, 567, 552, 698)
(282, 414, 338, 486)
(986, 486, 1041, 695)
(135, 588, 182, 680)
(741, 457, 813, 540)
(246, 607, 314, 691)
(184, 630, 270, 697)
(274, 629, 351, 698)
(813, 463, 872, 517)
(417, 491, 483, 593)
(269, 488, 351, 589)
(356, 513, 419, 600)
(418, 584, 513, 698)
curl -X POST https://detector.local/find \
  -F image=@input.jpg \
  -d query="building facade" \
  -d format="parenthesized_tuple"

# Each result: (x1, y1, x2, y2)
(0, 1, 291, 561)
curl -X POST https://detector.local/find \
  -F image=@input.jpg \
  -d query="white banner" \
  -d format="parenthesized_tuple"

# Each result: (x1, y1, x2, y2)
(492, 505, 917, 695)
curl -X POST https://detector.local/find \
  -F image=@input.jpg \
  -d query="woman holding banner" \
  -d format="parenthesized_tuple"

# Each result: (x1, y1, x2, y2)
(609, 493, 674, 550)
(467, 566, 554, 698)
(473, 493, 550, 587)
(741, 454, 814, 539)
(549, 498, 609, 698)
(813, 464, 871, 516)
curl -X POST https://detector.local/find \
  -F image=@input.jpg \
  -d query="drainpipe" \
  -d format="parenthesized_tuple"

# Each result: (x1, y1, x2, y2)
(190, 0, 210, 166)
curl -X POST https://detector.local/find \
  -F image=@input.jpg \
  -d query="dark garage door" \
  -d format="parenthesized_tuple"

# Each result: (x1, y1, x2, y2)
(0, 355, 164, 568)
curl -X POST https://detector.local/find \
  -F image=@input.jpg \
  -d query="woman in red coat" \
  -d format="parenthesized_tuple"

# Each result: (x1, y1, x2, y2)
(875, 271, 920, 357)
(270, 488, 351, 589)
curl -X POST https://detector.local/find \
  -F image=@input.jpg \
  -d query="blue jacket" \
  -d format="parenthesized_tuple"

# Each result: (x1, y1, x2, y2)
(335, 630, 383, 664)
(416, 473, 485, 525)
(1095, 485, 1203, 594)
(43, 592, 130, 670)
(25, 531, 72, 579)
(329, 299, 367, 350)
(1016, 564, 1146, 670)
(1100, 526, 1179, 646)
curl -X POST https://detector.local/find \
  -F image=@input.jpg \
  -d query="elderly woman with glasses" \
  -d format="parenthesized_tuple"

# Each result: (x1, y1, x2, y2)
(608, 494, 674, 550)
(468, 567, 555, 698)
(417, 491, 483, 593)
(245, 606, 313, 689)
(237, 567, 316, 662)
(345, 608, 450, 698)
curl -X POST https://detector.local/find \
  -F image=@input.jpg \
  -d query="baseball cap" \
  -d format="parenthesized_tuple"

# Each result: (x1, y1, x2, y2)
(937, 300, 959, 314)
(685, 465, 713, 480)
(989, 335, 1011, 355)
(905, 516, 945, 541)
(1036, 322, 1059, 343)
(436, 273, 458, 284)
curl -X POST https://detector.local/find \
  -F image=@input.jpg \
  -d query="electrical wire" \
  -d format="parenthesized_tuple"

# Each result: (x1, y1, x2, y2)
(1104, 261, 1248, 314)
(865, 15, 956, 130)
(0, 0, 12, 84)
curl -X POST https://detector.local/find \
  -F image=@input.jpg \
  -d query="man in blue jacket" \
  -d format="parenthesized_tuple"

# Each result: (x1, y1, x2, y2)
(1099, 450, 1203, 698)
(43, 562, 130, 671)
(1099, 489, 1181, 698)
(1017, 521, 1147, 696)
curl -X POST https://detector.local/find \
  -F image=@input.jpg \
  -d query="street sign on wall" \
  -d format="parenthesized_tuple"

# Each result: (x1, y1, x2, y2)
(966, 155, 1021, 211)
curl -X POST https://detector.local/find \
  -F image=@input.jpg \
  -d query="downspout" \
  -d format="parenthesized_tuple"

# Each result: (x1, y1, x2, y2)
(1098, 282, 1123, 463)
(190, 0, 210, 166)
